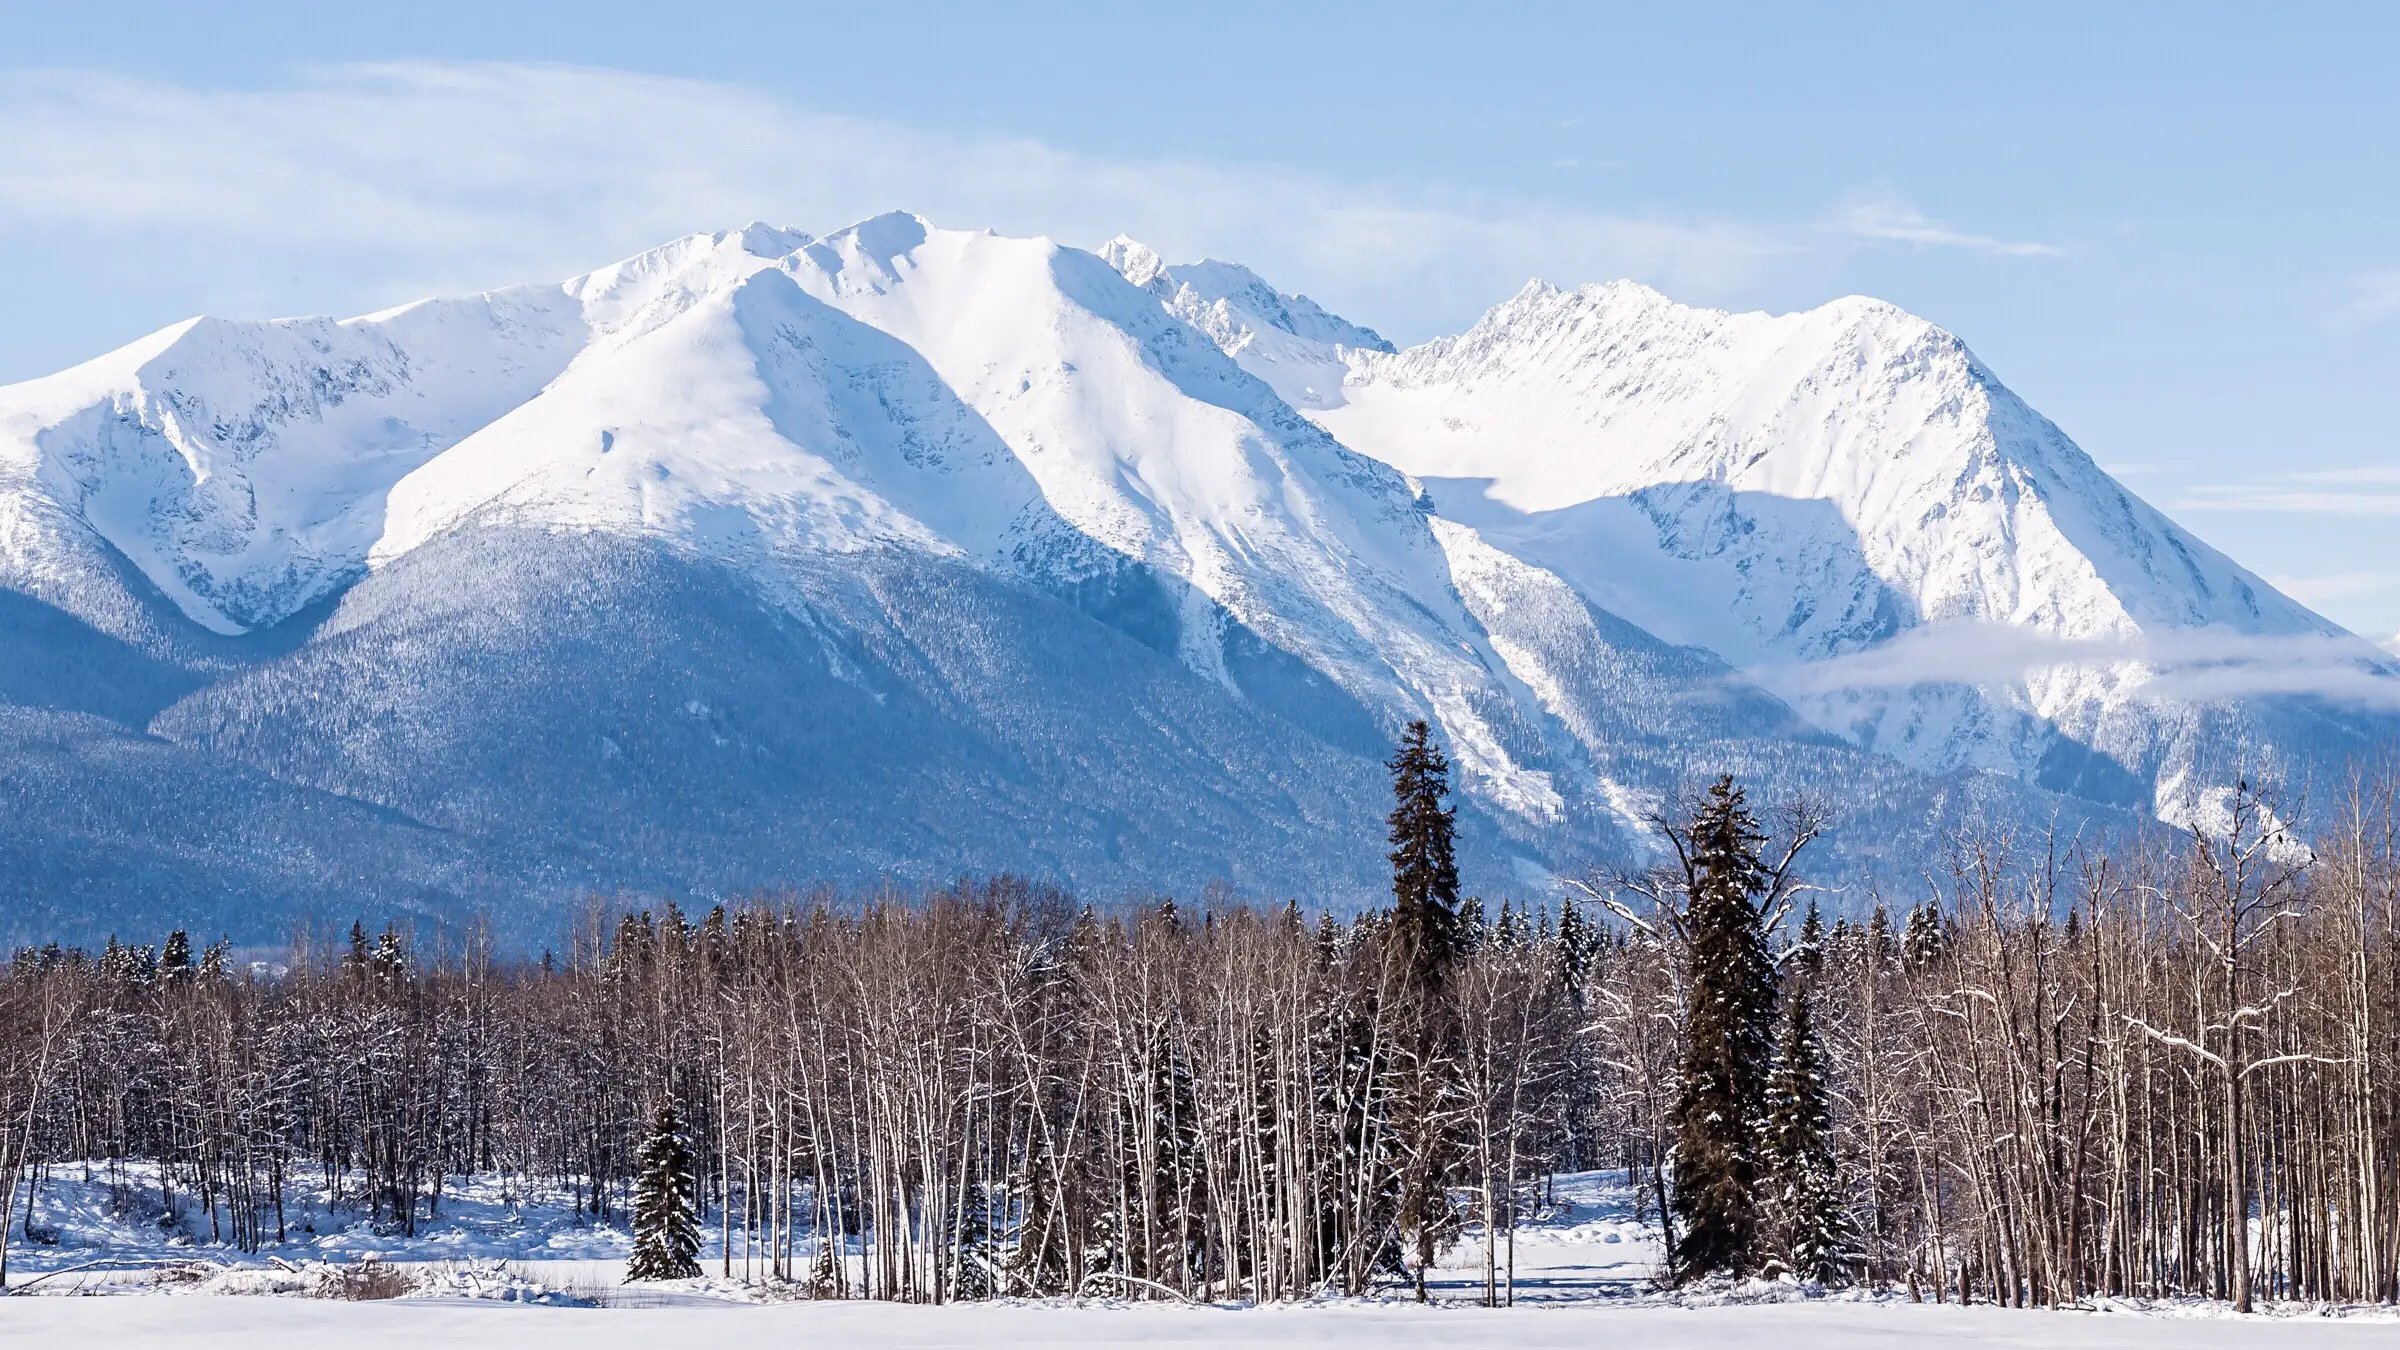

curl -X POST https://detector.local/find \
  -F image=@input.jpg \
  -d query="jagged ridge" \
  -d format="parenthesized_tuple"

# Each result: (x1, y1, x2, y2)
(6, 215, 2377, 939)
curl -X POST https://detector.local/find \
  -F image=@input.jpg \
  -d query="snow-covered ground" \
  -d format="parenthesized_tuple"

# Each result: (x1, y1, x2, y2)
(7, 1292, 2400, 1349)
(1, 1166, 1655, 1300)
(6, 1165, 2396, 1345)
(1421, 1168, 1660, 1303)
(2, 1161, 640, 1279)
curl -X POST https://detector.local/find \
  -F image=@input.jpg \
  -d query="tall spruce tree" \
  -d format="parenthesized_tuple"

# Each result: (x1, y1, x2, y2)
(1865, 904, 1895, 972)
(1762, 983, 1851, 1284)
(1796, 899, 1826, 983)
(159, 929, 192, 985)
(627, 1100, 704, 1281)
(1551, 898, 1602, 1173)
(1555, 898, 1594, 999)
(1901, 903, 1946, 970)
(1455, 896, 1487, 956)
(1667, 775, 1778, 1282)
(1387, 718, 1461, 989)
(1385, 718, 1462, 1300)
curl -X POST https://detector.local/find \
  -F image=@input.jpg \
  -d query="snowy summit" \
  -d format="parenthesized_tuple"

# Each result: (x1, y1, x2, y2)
(0, 213, 2393, 937)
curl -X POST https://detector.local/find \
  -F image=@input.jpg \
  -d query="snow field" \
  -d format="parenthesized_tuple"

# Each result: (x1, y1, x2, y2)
(7, 1165, 2397, 1347)
(5, 1292, 2400, 1349)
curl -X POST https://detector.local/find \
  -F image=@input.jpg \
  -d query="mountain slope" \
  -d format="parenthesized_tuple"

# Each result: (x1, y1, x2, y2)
(1098, 236, 1394, 412)
(0, 217, 2255, 941)
(0, 291, 587, 636)
(153, 529, 1415, 925)
(1124, 266, 2399, 814)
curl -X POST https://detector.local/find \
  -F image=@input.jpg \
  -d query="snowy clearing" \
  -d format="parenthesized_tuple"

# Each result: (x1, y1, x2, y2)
(5, 1297, 2400, 1350)
(4, 1167, 2395, 1344)
(1, 1166, 1652, 1301)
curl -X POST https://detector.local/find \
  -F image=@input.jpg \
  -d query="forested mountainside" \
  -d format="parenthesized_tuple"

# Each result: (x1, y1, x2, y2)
(2, 215, 2391, 940)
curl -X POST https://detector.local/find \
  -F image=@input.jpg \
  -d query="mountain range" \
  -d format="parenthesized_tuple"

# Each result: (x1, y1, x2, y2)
(2, 214, 2392, 944)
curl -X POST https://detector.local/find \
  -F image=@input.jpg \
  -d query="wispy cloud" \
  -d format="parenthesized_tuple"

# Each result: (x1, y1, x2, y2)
(2171, 463, 2400, 515)
(1842, 201, 2065, 258)
(2354, 269, 2400, 319)
(2287, 466, 2400, 486)
(0, 62, 1786, 343)
(2266, 571, 2400, 605)
(1767, 621, 2400, 711)
(2172, 486, 2400, 515)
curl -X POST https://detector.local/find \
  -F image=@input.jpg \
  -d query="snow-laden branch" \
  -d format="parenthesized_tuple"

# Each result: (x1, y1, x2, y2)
(2122, 1016, 2226, 1069)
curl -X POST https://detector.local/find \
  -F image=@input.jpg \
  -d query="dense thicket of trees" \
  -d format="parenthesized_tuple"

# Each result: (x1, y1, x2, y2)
(2, 766, 2399, 1307)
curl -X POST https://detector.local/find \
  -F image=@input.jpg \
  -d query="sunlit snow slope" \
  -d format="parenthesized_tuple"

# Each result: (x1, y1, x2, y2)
(1, 217, 2375, 941)
(1269, 277, 2400, 814)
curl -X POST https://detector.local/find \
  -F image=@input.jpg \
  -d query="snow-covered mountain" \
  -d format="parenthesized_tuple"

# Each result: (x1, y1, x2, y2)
(1097, 236, 1394, 414)
(0, 216, 2379, 942)
(1121, 265, 2396, 817)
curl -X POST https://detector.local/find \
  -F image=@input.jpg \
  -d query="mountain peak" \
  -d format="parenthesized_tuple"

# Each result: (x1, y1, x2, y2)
(1097, 234, 1167, 287)
(822, 211, 939, 259)
(2, 214, 2389, 937)
(735, 221, 814, 257)
(1570, 278, 1671, 304)
(1097, 240, 1392, 408)
(1312, 266, 2379, 807)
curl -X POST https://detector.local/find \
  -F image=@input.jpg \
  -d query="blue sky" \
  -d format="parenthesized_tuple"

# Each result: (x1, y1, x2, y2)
(5, 1, 2398, 636)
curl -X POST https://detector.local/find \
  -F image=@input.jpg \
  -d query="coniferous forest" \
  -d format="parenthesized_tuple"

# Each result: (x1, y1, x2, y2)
(4, 726, 2400, 1311)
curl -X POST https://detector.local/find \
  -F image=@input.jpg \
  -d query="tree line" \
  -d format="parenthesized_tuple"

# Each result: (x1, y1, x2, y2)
(1, 729, 2398, 1310)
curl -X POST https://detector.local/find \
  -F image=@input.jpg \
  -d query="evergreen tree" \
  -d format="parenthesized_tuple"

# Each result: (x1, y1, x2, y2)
(159, 929, 192, 985)
(1761, 983, 1851, 1284)
(1386, 719, 1461, 991)
(1865, 904, 1895, 972)
(951, 1183, 998, 1300)
(1796, 900, 1826, 983)
(1384, 718, 1463, 1300)
(1827, 917, 1858, 975)
(1667, 776, 1779, 1282)
(1902, 903, 1946, 970)
(1554, 898, 1594, 1002)
(627, 1100, 704, 1280)
(1455, 896, 1487, 955)
(1493, 899, 1523, 949)
(1550, 898, 1601, 1173)
(370, 928, 407, 991)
